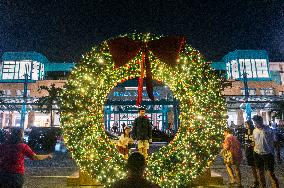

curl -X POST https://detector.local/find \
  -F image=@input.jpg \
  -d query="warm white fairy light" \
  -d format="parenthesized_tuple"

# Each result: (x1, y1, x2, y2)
(61, 33, 226, 187)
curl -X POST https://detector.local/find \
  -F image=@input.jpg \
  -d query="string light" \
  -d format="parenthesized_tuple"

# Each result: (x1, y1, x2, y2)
(60, 33, 227, 187)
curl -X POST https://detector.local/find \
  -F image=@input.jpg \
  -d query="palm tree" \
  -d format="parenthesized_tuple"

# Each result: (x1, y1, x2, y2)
(37, 84, 62, 127)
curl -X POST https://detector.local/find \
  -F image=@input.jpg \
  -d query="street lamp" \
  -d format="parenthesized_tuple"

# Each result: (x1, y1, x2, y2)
(20, 65, 30, 129)
(242, 62, 252, 121)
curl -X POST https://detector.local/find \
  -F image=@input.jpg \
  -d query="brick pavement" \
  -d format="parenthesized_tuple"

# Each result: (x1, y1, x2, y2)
(22, 149, 284, 188)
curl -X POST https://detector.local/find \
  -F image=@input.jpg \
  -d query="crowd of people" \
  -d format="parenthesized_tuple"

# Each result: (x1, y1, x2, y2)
(1, 111, 282, 187)
(222, 115, 281, 188)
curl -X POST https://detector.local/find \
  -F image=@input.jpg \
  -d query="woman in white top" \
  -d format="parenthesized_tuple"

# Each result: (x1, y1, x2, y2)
(116, 126, 134, 159)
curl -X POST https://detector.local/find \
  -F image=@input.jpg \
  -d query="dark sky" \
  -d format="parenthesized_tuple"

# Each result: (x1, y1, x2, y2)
(0, 0, 283, 62)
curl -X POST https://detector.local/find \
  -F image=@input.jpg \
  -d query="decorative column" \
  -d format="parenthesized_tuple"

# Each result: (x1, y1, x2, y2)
(261, 111, 267, 125)
(237, 109, 244, 127)
(0, 113, 4, 128)
(257, 109, 261, 116)
(27, 111, 35, 128)
(265, 111, 271, 125)
(8, 112, 14, 127)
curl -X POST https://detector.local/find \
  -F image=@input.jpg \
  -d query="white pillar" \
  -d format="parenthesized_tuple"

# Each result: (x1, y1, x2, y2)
(257, 109, 261, 116)
(237, 109, 244, 126)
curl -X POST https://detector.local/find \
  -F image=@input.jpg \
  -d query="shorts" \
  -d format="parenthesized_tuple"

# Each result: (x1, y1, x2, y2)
(253, 152, 275, 171)
(0, 172, 24, 188)
(116, 145, 129, 155)
(245, 148, 255, 166)
(138, 140, 149, 149)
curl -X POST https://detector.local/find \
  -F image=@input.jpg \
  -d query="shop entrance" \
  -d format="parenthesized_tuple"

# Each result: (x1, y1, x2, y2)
(104, 79, 179, 133)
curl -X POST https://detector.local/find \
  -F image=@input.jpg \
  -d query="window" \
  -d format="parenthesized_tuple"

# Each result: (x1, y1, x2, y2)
(16, 90, 22, 96)
(5, 90, 11, 96)
(232, 60, 239, 78)
(16, 90, 30, 96)
(241, 88, 256, 95)
(1, 60, 43, 80)
(260, 88, 274, 95)
(2, 61, 16, 79)
(226, 58, 269, 80)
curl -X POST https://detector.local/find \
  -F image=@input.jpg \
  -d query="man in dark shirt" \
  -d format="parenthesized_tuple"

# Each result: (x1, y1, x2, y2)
(111, 152, 160, 188)
(132, 107, 152, 159)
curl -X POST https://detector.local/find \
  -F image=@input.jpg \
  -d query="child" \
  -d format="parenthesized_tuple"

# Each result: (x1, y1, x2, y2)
(116, 126, 134, 159)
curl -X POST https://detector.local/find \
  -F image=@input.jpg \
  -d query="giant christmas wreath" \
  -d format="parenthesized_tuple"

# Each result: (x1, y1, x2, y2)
(61, 33, 226, 187)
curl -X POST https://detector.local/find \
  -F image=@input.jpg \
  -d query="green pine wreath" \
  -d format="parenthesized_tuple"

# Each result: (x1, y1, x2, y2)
(60, 33, 227, 187)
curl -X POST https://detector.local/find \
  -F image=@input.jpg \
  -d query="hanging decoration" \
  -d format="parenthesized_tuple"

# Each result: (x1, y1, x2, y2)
(107, 36, 185, 106)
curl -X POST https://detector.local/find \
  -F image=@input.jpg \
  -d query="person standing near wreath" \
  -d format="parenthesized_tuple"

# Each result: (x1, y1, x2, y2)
(116, 126, 134, 159)
(132, 107, 152, 159)
(221, 128, 242, 187)
(0, 127, 52, 188)
(251, 115, 279, 188)
(244, 120, 259, 188)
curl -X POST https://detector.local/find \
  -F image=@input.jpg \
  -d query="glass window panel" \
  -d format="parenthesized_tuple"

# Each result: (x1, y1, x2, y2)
(40, 64, 44, 80)
(226, 63, 231, 79)
(32, 61, 40, 80)
(18, 60, 32, 79)
(249, 90, 256, 95)
(3, 61, 15, 65)
(231, 60, 239, 79)
(260, 89, 265, 95)
(245, 59, 251, 71)
(246, 71, 253, 78)
(255, 59, 262, 68)
(257, 71, 264, 77)
(251, 59, 256, 70)
(239, 59, 244, 72)
(261, 59, 267, 66)
(262, 71, 269, 77)
(2, 73, 13, 79)
(2, 61, 16, 79)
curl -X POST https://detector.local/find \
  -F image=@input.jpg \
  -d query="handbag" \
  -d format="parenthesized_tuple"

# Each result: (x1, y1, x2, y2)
(222, 149, 233, 164)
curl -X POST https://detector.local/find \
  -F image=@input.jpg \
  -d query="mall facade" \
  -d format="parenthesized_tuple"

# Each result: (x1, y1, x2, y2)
(0, 50, 283, 130)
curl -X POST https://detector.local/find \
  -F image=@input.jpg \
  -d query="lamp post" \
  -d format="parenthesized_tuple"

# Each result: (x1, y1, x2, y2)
(243, 63, 252, 121)
(20, 65, 29, 129)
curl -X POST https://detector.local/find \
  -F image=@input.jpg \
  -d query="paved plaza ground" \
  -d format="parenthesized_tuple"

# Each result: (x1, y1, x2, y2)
(22, 149, 284, 188)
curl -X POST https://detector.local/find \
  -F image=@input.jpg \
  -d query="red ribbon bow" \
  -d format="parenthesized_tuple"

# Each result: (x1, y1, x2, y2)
(107, 36, 185, 106)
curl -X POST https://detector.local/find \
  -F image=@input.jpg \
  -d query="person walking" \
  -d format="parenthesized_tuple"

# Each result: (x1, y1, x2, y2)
(252, 115, 279, 188)
(0, 127, 52, 188)
(221, 128, 242, 187)
(244, 120, 259, 188)
(111, 152, 160, 188)
(132, 107, 152, 159)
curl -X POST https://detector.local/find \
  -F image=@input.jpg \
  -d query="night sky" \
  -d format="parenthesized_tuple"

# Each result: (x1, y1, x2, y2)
(0, 0, 283, 62)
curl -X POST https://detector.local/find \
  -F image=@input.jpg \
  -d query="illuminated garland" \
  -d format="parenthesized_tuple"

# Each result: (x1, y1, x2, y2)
(60, 33, 227, 187)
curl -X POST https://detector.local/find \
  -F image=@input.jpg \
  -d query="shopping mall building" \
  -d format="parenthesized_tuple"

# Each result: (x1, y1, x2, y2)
(0, 50, 283, 130)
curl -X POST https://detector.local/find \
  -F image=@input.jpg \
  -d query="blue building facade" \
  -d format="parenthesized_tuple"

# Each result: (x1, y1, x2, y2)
(0, 50, 283, 129)
(0, 52, 74, 128)
(211, 50, 284, 127)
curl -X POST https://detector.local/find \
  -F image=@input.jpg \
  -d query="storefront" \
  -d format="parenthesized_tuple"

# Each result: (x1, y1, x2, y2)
(104, 79, 180, 132)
